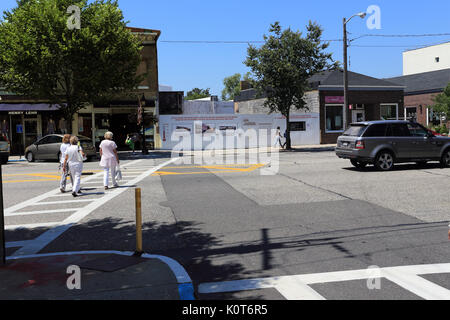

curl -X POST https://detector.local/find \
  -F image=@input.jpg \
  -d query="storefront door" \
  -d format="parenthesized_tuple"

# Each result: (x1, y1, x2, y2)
(24, 118, 38, 148)
(10, 113, 24, 155)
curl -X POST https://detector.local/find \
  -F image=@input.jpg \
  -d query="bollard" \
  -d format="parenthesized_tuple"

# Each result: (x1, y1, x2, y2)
(134, 188, 143, 256)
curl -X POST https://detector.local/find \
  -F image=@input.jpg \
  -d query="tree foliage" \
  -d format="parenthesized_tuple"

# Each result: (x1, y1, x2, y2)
(0, 0, 143, 130)
(244, 21, 338, 149)
(221, 72, 251, 101)
(431, 83, 450, 122)
(185, 87, 211, 100)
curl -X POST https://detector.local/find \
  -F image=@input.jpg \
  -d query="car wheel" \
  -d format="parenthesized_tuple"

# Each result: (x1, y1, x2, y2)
(440, 149, 450, 168)
(26, 152, 35, 163)
(350, 159, 367, 169)
(375, 151, 394, 171)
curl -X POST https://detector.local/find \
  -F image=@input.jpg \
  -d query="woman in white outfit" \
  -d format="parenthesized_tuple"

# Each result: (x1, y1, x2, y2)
(63, 136, 85, 197)
(59, 134, 73, 193)
(99, 131, 120, 190)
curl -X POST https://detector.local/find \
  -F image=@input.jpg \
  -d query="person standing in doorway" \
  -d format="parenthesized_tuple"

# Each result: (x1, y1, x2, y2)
(63, 136, 85, 197)
(59, 134, 73, 193)
(100, 131, 120, 190)
(47, 119, 56, 134)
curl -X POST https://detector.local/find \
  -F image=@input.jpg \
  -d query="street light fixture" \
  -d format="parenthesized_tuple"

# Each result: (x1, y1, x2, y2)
(343, 12, 366, 129)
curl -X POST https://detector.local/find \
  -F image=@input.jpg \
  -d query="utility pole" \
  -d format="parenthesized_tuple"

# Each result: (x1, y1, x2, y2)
(343, 12, 366, 130)
(343, 18, 349, 130)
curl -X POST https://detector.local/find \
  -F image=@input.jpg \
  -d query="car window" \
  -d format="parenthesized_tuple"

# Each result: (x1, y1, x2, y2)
(407, 123, 428, 137)
(48, 136, 62, 144)
(38, 136, 51, 144)
(363, 124, 387, 137)
(387, 124, 410, 137)
(343, 125, 367, 137)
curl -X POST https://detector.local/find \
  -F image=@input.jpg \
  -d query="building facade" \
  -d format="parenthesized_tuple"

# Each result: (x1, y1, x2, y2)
(0, 27, 161, 155)
(234, 70, 405, 145)
(403, 42, 450, 76)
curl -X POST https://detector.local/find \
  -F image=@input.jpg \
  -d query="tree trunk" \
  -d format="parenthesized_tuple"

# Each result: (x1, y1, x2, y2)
(285, 111, 291, 150)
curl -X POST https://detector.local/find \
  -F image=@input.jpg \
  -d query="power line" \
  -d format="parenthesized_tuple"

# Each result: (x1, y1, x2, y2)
(160, 39, 343, 44)
(350, 33, 450, 42)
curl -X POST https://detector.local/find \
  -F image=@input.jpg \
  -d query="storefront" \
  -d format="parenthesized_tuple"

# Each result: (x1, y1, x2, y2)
(0, 104, 64, 155)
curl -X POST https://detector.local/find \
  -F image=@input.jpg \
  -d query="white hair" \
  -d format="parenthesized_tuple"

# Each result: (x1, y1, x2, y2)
(104, 131, 113, 140)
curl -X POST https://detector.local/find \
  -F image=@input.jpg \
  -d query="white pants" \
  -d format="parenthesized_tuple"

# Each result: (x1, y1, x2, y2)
(103, 166, 117, 187)
(60, 162, 73, 190)
(69, 162, 83, 193)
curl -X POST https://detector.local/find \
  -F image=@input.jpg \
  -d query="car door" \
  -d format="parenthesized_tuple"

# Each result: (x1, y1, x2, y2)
(386, 123, 413, 160)
(406, 123, 439, 159)
(34, 136, 51, 160)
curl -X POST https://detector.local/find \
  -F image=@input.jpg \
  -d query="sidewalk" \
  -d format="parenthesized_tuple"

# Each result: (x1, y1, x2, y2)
(0, 251, 194, 300)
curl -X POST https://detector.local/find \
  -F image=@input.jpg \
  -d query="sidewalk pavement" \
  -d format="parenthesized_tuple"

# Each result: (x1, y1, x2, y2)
(0, 251, 193, 300)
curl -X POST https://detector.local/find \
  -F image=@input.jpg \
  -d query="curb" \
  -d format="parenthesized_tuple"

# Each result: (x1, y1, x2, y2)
(5, 250, 195, 300)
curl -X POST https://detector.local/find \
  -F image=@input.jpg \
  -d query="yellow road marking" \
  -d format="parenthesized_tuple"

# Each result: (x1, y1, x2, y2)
(2, 170, 102, 183)
(152, 164, 265, 176)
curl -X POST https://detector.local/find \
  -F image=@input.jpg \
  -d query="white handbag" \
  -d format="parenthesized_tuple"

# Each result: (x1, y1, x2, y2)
(115, 165, 122, 181)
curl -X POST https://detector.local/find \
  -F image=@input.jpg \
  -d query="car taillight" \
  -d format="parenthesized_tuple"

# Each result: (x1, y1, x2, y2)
(355, 141, 365, 149)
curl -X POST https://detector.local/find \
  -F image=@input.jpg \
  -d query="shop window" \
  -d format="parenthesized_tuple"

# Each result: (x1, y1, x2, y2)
(380, 105, 398, 120)
(289, 121, 306, 132)
(405, 107, 417, 121)
(325, 105, 343, 132)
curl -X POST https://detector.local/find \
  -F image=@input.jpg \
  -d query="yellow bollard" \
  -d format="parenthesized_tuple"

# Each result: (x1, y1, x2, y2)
(135, 188, 143, 255)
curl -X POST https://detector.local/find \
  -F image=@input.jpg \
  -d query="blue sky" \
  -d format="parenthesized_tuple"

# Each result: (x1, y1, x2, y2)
(2, 0, 450, 97)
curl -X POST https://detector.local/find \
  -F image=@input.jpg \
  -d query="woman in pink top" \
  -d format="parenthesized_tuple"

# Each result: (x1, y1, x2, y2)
(99, 131, 120, 190)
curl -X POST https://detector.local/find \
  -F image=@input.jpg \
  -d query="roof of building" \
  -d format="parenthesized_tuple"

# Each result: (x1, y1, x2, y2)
(234, 69, 404, 102)
(308, 69, 404, 90)
(384, 68, 450, 95)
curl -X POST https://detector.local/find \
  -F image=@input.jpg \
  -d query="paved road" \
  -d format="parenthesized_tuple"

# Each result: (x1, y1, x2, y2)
(2, 150, 450, 299)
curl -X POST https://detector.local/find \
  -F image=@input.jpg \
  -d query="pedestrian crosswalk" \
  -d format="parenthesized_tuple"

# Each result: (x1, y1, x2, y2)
(4, 158, 178, 257)
(198, 263, 450, 300)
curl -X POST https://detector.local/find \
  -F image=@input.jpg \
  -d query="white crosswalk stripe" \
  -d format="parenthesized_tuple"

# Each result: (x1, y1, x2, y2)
(198, 263, 450, 300)
(5, 158, 179, 256)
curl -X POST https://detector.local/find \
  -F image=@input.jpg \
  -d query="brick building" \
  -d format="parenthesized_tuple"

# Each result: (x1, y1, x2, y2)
(386, 68, 450, 128)
(235, 69, 405, 145)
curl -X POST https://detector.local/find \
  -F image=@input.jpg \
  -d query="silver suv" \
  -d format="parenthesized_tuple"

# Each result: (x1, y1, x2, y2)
(336, 120, 450, 171)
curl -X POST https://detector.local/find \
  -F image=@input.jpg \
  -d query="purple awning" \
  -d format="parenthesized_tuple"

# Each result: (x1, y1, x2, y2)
(0, 104, 62, 111)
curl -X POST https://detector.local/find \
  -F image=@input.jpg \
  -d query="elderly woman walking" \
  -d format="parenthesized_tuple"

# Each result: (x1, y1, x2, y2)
(59, 134, 73, 193)
(100, 131, 120, 190)
(63, 136, 85, 197)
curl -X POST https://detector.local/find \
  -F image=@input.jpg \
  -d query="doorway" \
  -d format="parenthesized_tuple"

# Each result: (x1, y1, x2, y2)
(352, 109, 365, 123)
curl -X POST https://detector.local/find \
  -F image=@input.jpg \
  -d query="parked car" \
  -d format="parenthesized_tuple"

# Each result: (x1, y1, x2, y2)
(0, 135, 10, 164)
(336, 120, 450, 171)
(25, 134, 97, 162)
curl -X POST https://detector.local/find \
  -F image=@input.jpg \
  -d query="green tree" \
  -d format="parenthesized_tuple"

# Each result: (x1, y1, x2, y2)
(221, 72, 252, 101)
(430, 83, 450, 126)
(245, 21, 338, 149)
(0, 0, 143, 132)
(185, 88, 211, 100)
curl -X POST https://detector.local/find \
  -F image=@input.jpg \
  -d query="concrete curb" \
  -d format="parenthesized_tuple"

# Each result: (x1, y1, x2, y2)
(4, 250, 195, 300)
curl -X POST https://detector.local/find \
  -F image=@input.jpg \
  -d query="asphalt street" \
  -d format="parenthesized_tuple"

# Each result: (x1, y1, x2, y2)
(2, 150, 450, 300)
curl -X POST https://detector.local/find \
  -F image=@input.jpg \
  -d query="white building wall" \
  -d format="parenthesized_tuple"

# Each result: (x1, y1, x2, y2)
(159, 113, 320, 150)
(403, 42, 450, 75)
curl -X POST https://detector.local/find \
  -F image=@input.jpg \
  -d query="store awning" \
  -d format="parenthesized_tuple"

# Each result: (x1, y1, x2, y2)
(0, 103, 62, 111)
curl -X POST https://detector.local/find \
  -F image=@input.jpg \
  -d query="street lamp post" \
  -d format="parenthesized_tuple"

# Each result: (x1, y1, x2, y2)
(343, 12, 366, 129)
